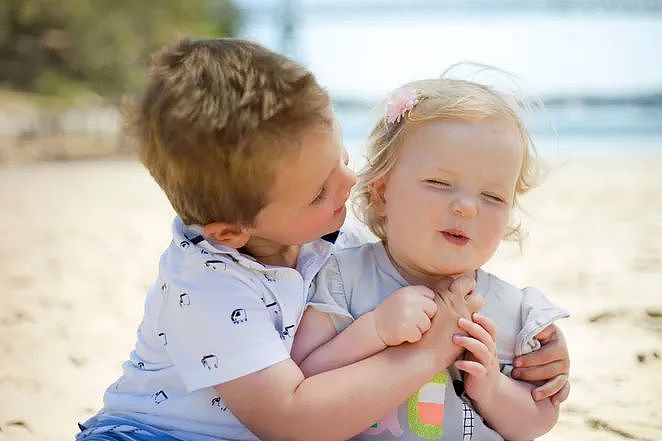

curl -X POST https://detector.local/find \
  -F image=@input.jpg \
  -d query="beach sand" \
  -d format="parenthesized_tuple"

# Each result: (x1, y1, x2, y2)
(1, 155, 661, 441)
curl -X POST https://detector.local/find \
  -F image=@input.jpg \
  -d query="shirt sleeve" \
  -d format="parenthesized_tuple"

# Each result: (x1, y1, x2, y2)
(155, 268, 290, 392)
(306, 254, 355, 333)
(514, 287, 570, 357)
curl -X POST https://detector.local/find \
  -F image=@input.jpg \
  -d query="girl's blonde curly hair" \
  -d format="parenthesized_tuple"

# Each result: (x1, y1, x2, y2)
(353, 74, 542, 245)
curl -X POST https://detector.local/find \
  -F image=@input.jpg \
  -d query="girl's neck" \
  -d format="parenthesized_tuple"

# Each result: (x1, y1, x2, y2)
(383, 242, 475, 290)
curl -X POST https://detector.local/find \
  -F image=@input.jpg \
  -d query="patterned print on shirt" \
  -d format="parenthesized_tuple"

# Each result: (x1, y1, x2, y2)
(201, 354, 219, 370)
(407, 371, 449, 439)
(179, 240, 190, 249)
(153, 390, 168, 404)
(211, 396, 228, 411)
(231, 308, 247, 324)
(160, 282, 168, 296)
(281, 324, 295, 338)
(179, 293, 191, 307)
(263, 272, 277, 282)
(204, 260, 227, 271)
(264, 300, 281, 315)
(136, 361, 145, 369)
(462, 402, 475, 440)
(158, 332, 167, 346)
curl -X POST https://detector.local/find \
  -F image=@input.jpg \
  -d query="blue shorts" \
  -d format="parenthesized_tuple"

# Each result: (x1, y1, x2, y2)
(76, 416, 183, 441)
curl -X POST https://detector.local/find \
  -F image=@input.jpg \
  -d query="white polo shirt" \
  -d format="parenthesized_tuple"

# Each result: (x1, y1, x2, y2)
(84, 217, 370, 441)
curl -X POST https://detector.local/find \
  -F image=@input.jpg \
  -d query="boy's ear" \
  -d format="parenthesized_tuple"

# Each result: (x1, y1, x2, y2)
(370, 176, 389, 216)
(203, 222, 251, 249)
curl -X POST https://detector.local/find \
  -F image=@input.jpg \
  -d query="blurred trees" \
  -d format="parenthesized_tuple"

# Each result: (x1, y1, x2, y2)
(0, 0, 238, 98)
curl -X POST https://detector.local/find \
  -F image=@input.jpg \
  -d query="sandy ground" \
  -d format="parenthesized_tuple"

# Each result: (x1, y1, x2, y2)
(1, 155, 661, 441)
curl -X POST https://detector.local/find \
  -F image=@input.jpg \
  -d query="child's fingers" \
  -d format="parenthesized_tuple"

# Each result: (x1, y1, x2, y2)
(531, 374, 568, 401)
(416, 314, 432, 335)
(457, 318, 497, 355)
(419, 287, 436, 299)
(471, 313, 497, 342)
(421, 296, 438, 319)
(404, 326, 423, 343)
(449, 275, 476, 297)
(512, 360, 566, 382)
(534, 323, 557, 343)
(454, 359, 486, 377)
(550, 381, 571, 406)
(452, 334, 493, 366)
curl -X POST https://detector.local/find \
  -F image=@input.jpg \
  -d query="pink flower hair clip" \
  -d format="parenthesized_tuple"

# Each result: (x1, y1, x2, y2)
(385, 87, 422, 125)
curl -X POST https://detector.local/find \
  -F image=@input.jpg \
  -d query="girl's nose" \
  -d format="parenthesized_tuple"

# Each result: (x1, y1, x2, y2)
(450, 195, 477, 218)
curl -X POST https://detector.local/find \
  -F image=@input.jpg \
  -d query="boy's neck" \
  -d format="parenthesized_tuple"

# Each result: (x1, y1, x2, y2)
(242, 238, 301, 268)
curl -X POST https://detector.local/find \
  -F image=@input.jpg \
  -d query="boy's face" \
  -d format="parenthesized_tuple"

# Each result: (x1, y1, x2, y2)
(378, 118, 523, 281)
(248, 121, 356, 246)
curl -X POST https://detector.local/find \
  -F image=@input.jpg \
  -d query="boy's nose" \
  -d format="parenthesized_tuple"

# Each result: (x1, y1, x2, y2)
(450, 195, 477, 218)
(342, 162, 357, 192)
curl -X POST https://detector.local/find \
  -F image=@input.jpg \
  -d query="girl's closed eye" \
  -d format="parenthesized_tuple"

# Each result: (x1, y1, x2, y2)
(425, 179, 452, 188)
(481, 192, 506, 203)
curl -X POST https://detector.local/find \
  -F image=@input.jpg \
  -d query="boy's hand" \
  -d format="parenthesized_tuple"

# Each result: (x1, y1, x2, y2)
(373, 286, 438, 346)
(512, 323, 570, 405)
(416, 276, 484, 369)
(453, 313, 503, 404)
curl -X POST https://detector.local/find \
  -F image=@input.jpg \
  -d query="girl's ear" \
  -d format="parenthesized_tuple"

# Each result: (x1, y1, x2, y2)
(203, 222, 251, 249)
(370, 176, 389, 216)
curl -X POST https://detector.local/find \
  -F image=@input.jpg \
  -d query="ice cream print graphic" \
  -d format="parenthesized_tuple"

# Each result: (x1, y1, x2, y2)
(407, 371, 449, 439)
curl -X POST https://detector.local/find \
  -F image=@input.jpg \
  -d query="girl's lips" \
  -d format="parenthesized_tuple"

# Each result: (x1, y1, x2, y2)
(441, 231, 470, 246)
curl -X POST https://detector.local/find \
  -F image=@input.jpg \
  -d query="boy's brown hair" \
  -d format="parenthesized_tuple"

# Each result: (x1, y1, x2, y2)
(126, 38, 331, 226)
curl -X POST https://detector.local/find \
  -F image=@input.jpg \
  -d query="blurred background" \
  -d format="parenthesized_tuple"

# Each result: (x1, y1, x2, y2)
(1, 1, 661, 441)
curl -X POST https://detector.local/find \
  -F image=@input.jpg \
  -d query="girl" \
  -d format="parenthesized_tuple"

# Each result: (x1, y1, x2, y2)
(291, 76, 569, 440)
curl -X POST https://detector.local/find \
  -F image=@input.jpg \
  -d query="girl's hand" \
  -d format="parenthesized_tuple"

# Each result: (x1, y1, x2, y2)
(512, 323, 570, 405)
(453, 313, 503, 404)
(373, 285, 438, 346)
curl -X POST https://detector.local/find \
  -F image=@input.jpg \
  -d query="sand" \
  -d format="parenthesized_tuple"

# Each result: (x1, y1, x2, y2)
(1, 155, 661, 441)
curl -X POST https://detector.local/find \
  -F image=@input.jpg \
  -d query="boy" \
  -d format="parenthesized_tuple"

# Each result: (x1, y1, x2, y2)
(77, 38, 569, 441)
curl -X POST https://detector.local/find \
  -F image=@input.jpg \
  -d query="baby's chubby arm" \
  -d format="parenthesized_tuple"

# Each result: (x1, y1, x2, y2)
(454, 315, 559, 440)
(293, 285, 438, 377)
(216, 276, 482, 441)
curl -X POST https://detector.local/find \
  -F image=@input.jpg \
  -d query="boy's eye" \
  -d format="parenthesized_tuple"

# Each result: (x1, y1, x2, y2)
(482, 192, 505, 203)
(311, 186, 327, 205)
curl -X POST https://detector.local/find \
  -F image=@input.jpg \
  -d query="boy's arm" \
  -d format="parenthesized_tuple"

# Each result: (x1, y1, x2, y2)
(295, 285, 437, 377)
(512, 323, 571, 405)
(295, 308, 385, 377)
(217, 283, 482, 441)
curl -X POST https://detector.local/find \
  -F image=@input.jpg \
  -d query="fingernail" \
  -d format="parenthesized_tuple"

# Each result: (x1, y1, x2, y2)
(458, 317, 468, 325)
(472, 312, 480, 320)
(512, 369, 520, 378)
(533, 390, 543, 401)
(513, 359, 522, 367)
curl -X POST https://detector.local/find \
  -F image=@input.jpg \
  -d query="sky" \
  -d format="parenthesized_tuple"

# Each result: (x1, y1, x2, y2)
(234, 0, 662, 100)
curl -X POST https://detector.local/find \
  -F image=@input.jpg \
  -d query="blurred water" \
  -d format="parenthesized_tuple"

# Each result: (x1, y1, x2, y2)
(235, 2, 662, 155)
(335, 100, 662, 160)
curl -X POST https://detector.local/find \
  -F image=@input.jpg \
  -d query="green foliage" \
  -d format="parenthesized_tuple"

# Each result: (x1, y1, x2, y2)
(0, 0, 238, 98)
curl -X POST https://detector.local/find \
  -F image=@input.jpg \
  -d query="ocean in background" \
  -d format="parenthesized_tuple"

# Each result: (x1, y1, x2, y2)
(234, 0, 662, 158)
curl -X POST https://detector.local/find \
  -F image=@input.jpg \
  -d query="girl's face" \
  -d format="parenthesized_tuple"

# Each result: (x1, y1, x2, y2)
(375, 117, 524, 284)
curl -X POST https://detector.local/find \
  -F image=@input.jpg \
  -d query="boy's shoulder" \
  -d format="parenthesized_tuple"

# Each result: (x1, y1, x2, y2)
(163, 217, 270, 292)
